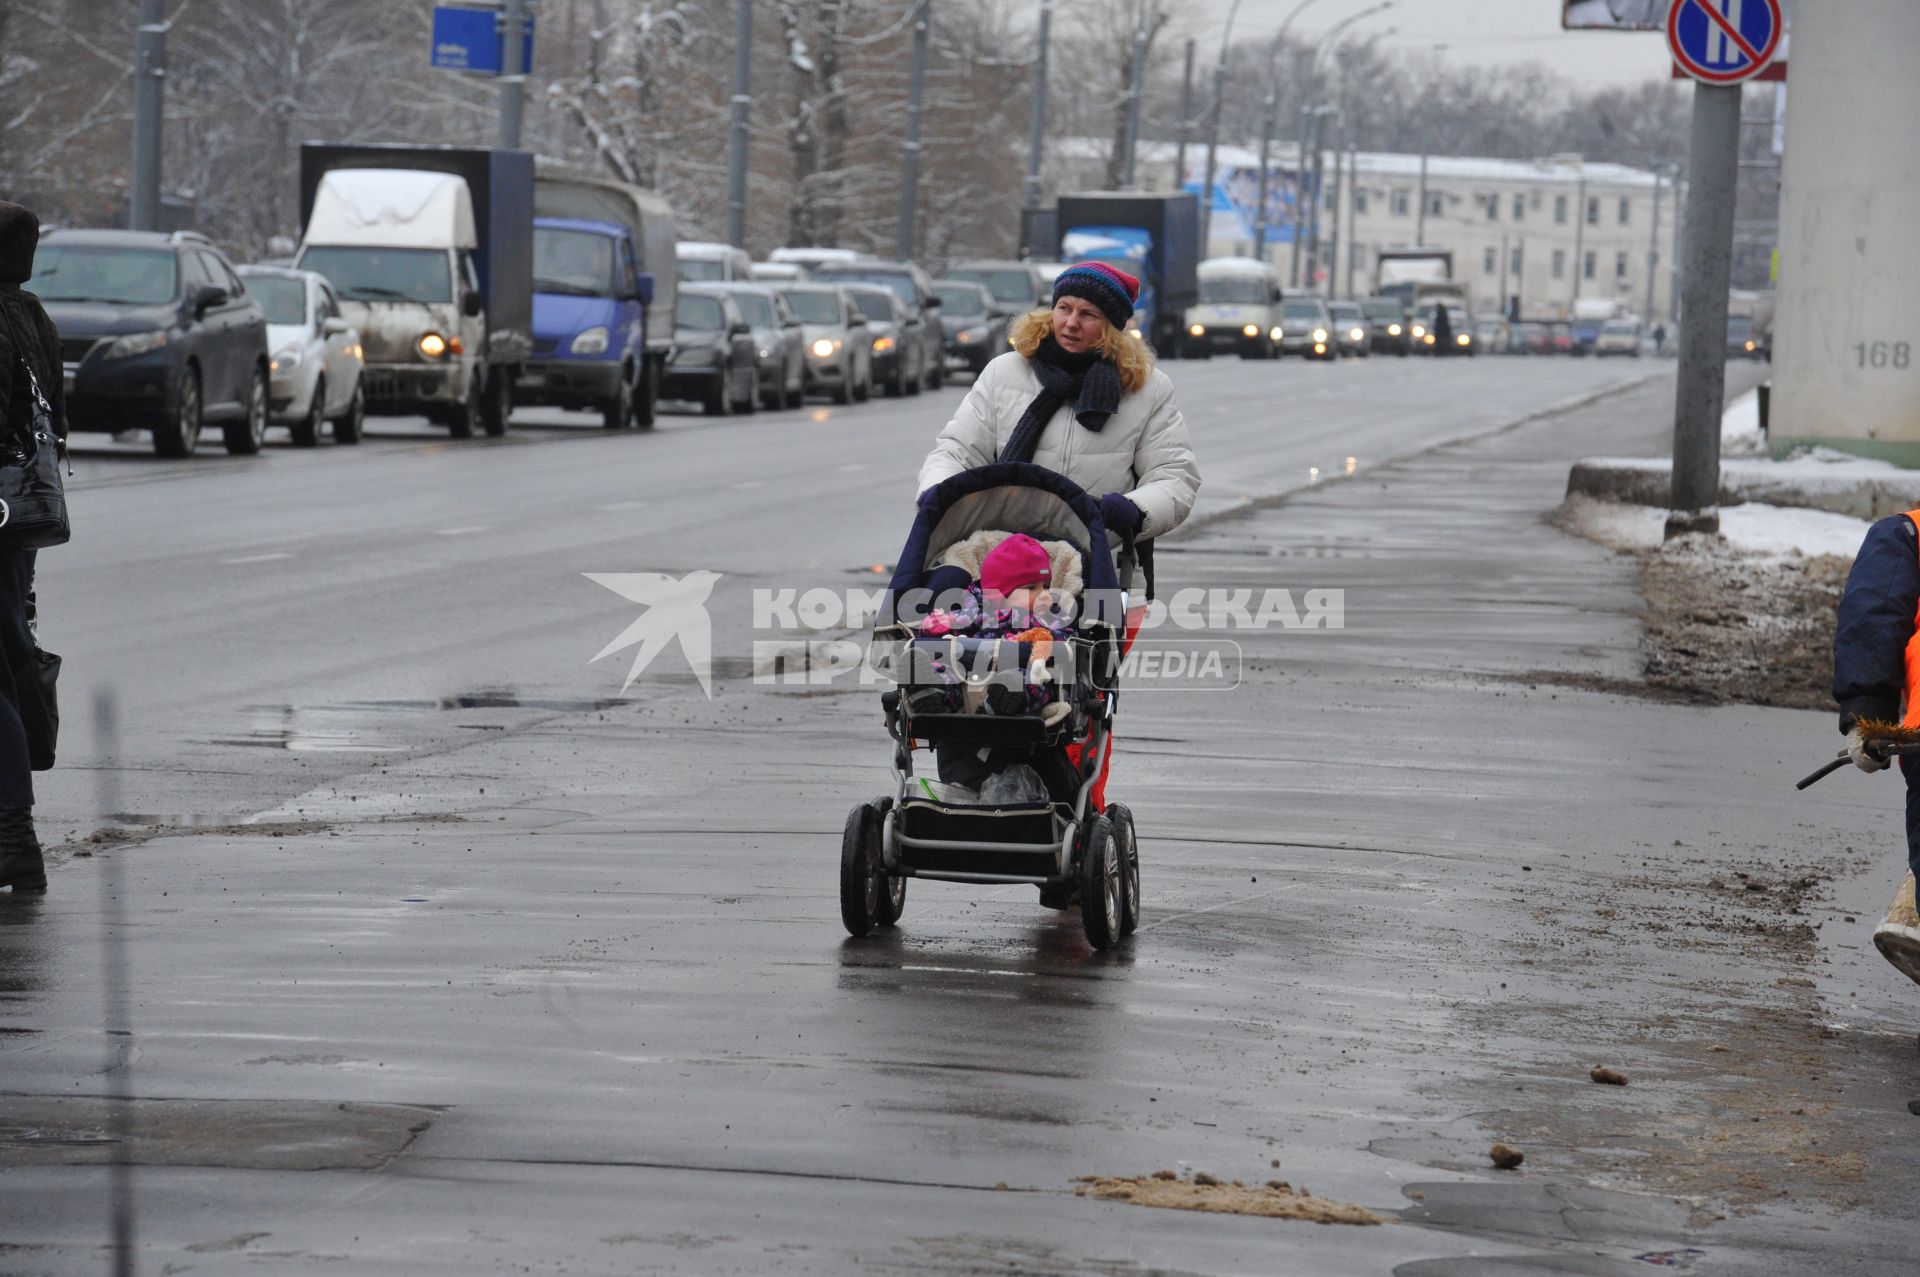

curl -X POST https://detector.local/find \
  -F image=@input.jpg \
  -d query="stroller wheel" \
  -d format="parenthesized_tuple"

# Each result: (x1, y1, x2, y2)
(1077, 815, 1121, 951)
(1107, 803, 1140, 936)
(839, 802, 889, 937)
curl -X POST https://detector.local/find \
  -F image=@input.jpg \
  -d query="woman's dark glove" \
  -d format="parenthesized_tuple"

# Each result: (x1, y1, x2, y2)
(1099, 492, 1144, 538)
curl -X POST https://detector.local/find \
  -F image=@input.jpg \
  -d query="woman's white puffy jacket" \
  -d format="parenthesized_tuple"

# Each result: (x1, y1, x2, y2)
(917, 350, 1202, 538)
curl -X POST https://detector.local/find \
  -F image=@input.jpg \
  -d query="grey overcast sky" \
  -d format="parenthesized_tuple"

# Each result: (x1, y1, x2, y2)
(1192, 0, 1678, 87)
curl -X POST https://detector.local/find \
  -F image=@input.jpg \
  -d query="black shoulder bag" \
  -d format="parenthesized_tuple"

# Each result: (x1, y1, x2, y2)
(2, 361, 70, 549)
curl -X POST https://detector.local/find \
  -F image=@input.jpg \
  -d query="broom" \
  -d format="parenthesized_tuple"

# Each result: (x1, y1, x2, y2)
(1797, 720, 1920, 789)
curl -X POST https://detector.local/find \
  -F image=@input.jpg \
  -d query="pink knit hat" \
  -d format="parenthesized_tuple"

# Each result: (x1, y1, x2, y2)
(981, 534, 1052, 597)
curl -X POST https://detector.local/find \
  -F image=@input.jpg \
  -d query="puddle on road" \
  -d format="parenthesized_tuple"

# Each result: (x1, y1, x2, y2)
(210, 688, 643, 753)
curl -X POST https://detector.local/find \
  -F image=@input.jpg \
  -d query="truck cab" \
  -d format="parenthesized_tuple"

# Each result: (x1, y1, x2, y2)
(519, 216, 653, 429)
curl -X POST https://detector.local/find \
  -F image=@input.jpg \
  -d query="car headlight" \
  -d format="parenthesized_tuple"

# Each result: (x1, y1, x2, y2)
(1128, 328, 1143, 339)
(1424, 334, 1435, 345)
(269, 344, 303, 374)
(1745, 339, 1756, 351)
(1312, 328, 1328, 343)
(1269, 326, 1283, 341)
(102, 329, 169, 360)
(810, 338, 836, 358)
(1411, 324, 1426, 338)
(1388, 323, 1402, 336)
(873, 336, 895, 353)
(1242, 324, 1259, 338)
(1349, 327, 1364, 341)
(1188, 323, 1205, 337)
(1458, 334, 1471, 346)
(571, 326, 610, 356)
(418, 332, 448, 359)
(957, 328, 985, 344)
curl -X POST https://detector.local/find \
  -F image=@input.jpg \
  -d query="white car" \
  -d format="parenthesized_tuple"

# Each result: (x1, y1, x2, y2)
(238, 265, 366, 445)
(1595, 320, 1642, 358)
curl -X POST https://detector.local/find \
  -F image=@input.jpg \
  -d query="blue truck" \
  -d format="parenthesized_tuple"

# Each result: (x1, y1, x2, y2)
(1050, 193, 1200, 355)
(517, 173, 679, 429)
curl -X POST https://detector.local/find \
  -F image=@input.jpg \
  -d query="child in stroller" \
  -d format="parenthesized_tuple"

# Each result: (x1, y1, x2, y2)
(907, 532, 1077, 728)
(840, 463, 1141, 951)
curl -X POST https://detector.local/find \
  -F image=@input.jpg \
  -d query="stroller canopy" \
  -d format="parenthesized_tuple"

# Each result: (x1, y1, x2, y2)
(886, 463, 1126, 626)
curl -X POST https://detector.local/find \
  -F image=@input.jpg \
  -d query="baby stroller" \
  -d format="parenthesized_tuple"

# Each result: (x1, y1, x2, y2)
(840, 462, 1141, 950)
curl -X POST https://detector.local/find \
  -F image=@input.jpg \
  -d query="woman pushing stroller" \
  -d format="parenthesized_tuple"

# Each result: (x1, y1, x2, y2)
(916, 262, 1202, 806)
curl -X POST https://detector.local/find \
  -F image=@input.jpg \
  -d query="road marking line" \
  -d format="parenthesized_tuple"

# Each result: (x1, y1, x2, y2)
(225, 552, 291, 565)
(599, 500, 646, 511)
(437, 526, 489, 536)
(729, 480, 766, 490)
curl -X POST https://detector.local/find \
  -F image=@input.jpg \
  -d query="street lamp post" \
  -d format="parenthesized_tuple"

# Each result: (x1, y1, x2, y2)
(1023, 0, 1054, 219)
(1203, 0, 1327, 256)
(1289, 2, 1390, 289)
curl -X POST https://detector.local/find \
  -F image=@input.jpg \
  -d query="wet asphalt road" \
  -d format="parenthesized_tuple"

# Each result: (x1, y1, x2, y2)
(10, 354, 1914, 1274)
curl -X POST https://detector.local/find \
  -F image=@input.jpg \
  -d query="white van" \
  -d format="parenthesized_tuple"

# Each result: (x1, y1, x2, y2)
(676, 240, 753, 282)
(1183, 257, 1285, 359)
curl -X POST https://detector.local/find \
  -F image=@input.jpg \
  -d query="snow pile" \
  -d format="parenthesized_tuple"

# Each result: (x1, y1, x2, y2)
(1722, 390, 1765, 457)
(1560, 493, 1871, 561)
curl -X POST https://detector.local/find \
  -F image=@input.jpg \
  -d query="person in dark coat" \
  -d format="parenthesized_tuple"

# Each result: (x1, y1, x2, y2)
(0, 200, 63, 893)
(1831, 512, 1920, 986)
(1431, 302, 1454, 355)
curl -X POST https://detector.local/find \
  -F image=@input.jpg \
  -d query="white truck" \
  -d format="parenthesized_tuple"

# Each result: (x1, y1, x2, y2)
(296, 145, 533, 438)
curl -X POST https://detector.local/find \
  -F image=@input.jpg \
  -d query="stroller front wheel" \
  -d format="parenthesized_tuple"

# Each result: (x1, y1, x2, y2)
(1078, 815, 1121, 951)
(840, 801, 900, 937)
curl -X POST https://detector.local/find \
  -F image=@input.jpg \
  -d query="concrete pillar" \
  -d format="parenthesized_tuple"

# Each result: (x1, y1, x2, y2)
(1770, 0, 1920, 461)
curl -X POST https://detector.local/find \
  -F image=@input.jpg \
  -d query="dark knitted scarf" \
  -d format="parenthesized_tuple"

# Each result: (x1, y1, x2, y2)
(996, 337, 1123, 465)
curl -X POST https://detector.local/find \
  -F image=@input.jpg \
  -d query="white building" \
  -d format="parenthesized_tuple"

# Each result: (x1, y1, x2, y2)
(1049, 140, 1679, 322)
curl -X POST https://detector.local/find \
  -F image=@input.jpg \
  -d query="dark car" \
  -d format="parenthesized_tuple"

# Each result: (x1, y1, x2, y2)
(1514, 321, 1549, 355)
(1727, 314, 1765, 361)
(664, 288, 758, 416)
(932, 280, 1007, 374)
(704, 282, 806, 410)
(1360, 297, 1409, 355)
(812, 259, 943, 391)
(843, 284, 924, 398)
(29, 229, 269, 457)
(943, 259, 1047, 320)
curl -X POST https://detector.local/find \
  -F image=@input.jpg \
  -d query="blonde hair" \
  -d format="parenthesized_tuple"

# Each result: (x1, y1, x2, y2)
(1008, 308, 1154, 395)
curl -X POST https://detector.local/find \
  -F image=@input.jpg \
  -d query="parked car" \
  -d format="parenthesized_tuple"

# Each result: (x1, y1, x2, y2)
(1547, 321, 1573, 355)
(1328, 300, 1371, 358)
(812, 259, 943, 391)
(701, 282, 805, 410)
(932, 280, 1007, 374)
(676, 240, 753, 282)
(237, 265, 365, 446)
(1360, 297, 1409, 355)
(1183, 257, 1283, 359)
(943, 259, 1048, 319)
(30, 228, 269, 457)
(1595, 319, 1642, 357)
(665, 287, 758, 415)
(750, 261, 809, 283)
(1513, 321, 1549, 355)
(778, 283, 873, 404)
(842, 283, 924, 398)
(1278, 296, 1335, 360)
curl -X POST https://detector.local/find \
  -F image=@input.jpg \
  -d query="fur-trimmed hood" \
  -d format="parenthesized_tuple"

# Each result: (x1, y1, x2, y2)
(933, 529, 1086, 601)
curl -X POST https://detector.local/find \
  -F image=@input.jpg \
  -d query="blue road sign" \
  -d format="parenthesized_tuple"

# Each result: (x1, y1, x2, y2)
(1667, 0, 1782, 85)
(431, 5, 535, 76)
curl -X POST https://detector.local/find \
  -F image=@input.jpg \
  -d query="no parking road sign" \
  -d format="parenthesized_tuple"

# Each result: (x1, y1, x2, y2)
(1667, 0, 1783, 84)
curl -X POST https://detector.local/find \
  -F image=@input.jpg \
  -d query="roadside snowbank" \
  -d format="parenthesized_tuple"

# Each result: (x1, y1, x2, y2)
(1560, 493, 1871, 560)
